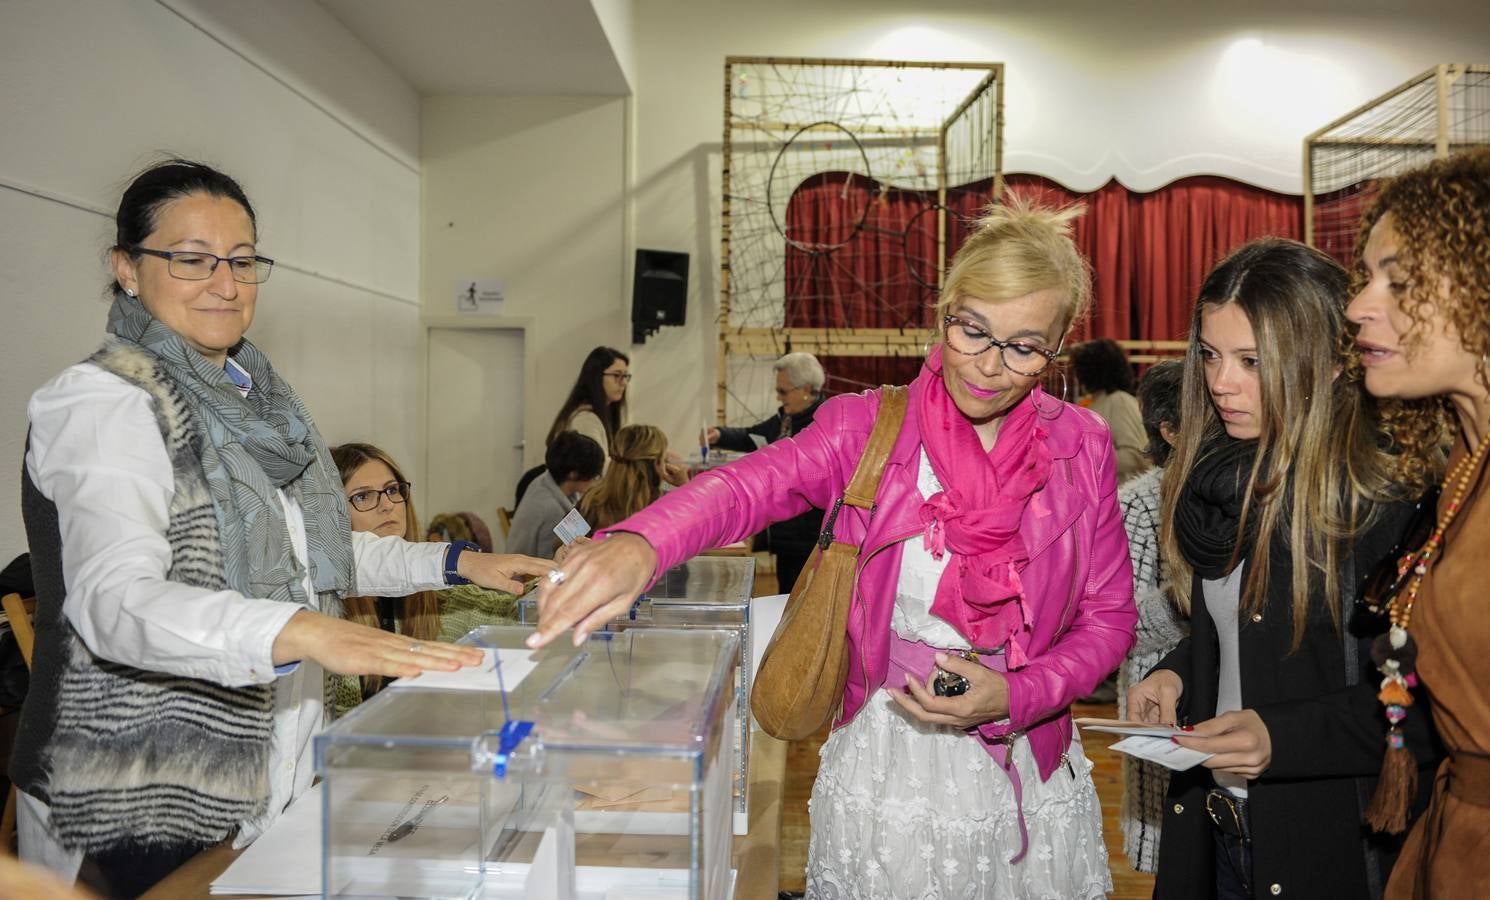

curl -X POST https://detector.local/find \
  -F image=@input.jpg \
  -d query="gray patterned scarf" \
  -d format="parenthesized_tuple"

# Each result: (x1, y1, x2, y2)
(106, 290, 352, 604)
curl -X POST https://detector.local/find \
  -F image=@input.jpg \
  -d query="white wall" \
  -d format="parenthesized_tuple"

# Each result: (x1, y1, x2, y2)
(612, 0, 1490, 449)
(421, 95, 629, 471)
(0, 0, 423, 562)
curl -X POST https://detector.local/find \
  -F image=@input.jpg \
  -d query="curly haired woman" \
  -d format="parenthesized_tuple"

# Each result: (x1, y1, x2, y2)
(1346, 148, 1490, 898)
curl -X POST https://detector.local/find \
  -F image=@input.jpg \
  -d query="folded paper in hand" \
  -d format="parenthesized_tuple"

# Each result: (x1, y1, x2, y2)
(1073, 716, 1186, 738)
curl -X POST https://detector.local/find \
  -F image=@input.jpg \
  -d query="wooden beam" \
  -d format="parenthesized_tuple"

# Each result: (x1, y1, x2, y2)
(725, 55, 1001, 72)
(728, 120, 941, 137)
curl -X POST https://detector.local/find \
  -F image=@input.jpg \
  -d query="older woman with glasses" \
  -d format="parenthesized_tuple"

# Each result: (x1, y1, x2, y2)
(706, 351, 829, 591)
(13, 160, 551, 895)
(531, 199, 1136, 897)
(1346, 148, 1490, 898)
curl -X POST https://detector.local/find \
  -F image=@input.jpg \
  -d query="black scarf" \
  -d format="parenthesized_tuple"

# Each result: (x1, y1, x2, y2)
(1174, 437, 1260, 579)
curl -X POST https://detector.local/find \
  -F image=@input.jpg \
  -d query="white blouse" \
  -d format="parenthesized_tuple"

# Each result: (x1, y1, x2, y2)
(24, 362, 449, 851)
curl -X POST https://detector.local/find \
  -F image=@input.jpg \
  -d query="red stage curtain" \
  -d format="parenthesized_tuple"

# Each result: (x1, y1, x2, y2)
(781, 173, 1303, 391)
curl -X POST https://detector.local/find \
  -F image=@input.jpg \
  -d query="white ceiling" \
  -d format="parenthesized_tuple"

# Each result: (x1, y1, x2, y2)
(316, 0, 629, 96)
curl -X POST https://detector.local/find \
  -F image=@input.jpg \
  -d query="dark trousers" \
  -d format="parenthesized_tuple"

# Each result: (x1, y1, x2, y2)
(79, 840, 212, 898)
(1211, 805, 1253, 899)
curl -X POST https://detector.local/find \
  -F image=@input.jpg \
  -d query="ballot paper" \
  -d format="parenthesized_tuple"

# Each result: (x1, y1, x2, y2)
(1073, 716, 1186, 738)
(388, 647, 539, 692)
(553, 508, 591, 545)
(1107, 735, 1214, 771)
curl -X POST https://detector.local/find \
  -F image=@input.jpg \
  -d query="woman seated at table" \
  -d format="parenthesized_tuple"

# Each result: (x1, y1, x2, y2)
(578, 424, 687, 532)
(707, 351, 828, 591)
(506, 431, 604, 557)
(1072, 338, 1148, 482)
(546, 346, 629, 471)
(331, 443, 533, 714)
(13, 160, 551, 895)
(534, 198, 1136, 897)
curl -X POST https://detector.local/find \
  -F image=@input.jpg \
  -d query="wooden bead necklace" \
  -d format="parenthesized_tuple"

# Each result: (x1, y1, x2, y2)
(1374, 429, 1490, 745)
(1365, 428, 1490, 833)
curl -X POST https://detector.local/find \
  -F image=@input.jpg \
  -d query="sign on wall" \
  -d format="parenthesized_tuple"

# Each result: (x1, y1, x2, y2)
(454, 279, 505, 314)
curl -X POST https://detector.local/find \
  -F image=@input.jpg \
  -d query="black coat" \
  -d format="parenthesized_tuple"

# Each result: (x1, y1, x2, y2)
(1152, 502, 1441, 900)
(713, 398, 825, 555)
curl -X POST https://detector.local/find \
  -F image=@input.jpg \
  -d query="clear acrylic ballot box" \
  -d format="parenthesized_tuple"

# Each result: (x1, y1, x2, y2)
(315, 625, 739, 899)
(518, 555, 755, 831)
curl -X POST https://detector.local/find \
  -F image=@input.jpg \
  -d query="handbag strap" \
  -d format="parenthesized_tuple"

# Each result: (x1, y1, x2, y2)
(817, 386, 909, 547)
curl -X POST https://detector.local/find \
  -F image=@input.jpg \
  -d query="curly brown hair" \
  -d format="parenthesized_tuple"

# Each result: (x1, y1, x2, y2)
(1351, 148, 1490, 486)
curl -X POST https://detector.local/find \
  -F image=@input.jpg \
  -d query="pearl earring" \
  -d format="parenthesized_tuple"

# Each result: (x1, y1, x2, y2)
(125, 288, 136, 297)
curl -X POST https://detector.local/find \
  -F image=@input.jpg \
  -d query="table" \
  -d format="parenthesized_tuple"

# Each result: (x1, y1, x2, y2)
(141, 730, 787, 900)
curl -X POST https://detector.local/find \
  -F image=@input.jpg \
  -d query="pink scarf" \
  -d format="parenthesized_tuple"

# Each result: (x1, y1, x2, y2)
(912, 348, 1052, 667)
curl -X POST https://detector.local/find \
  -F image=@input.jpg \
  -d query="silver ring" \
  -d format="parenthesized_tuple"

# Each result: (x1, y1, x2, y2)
(546, 569, 567, 586)
(408, 642, 422, 653)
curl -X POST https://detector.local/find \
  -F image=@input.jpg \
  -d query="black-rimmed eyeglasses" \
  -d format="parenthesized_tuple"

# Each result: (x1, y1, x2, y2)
(132, 247, 275, 284)
(347, 481, 411, 512)
(942, 314, 1061, 376)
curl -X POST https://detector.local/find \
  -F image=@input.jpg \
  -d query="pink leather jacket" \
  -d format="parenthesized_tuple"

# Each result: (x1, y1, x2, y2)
(611, 387, 1136, 781)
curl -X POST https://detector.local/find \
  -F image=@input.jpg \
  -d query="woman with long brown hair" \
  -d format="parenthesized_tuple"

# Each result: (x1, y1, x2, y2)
(1346, 148, 1490, 897)
(330, 444, 442, 705)
(577, 424, 679, 531)
(1128, 238, 1433, 899)
(546, 346, 630, 458)
(331, 443, 530, 711)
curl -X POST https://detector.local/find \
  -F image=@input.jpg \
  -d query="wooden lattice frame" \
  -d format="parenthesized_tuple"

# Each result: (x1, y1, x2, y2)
(718, 56, 1005, 421)
(1304, 63, 1490, 247)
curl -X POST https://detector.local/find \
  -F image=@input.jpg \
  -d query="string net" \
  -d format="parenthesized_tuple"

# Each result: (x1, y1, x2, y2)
(1309, 66, 1490, 267)
(722, 59, 1001, 424)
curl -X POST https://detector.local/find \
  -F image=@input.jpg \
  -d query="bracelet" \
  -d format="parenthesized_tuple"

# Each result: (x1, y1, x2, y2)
(444, 540, 480, 585)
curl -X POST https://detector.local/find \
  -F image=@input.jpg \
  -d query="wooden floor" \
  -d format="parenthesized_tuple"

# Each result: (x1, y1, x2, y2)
(776, 703, 1156, 897)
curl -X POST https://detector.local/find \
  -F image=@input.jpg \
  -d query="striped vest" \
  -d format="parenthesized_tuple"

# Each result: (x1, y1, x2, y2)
(13, 340, 275, 852)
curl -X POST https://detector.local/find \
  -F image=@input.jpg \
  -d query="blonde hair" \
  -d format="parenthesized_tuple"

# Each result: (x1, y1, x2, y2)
(578, 424, 668, 531)
(1158, 238, 1404, 649)
(330, 443, 441, 694)
(938, 195, 1092, 337)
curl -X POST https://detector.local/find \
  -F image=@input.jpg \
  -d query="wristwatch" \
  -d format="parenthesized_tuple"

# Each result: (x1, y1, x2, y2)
(444, 540, 480, 585)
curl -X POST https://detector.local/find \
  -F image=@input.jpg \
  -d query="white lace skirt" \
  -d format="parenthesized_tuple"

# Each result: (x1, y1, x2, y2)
(806, 690, 1111, 900)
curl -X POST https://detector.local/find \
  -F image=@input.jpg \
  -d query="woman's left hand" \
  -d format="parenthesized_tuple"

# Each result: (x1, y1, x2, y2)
(457, 551, 554, 594)
(888, 651, 1010, 729)
(1172, 708, 1272, 778)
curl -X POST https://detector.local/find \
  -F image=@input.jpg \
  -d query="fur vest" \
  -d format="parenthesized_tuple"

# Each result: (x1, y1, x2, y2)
(13, 340, 275, 852)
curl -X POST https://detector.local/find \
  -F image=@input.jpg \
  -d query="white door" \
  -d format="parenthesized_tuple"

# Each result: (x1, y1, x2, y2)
(425, 327, 525, 550)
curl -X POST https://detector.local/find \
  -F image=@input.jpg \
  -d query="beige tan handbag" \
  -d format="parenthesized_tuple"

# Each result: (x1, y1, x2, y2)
(751, 386, 909, 741)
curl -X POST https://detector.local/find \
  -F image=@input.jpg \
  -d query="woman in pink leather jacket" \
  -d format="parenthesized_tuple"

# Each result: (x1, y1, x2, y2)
(532, 199, 1137, 898)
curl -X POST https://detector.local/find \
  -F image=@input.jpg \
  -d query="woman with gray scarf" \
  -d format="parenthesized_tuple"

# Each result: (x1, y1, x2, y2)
(13, 160, 551, 896)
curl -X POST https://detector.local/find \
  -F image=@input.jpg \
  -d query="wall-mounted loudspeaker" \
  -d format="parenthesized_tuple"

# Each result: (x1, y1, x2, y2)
(631, 249, 688, 344)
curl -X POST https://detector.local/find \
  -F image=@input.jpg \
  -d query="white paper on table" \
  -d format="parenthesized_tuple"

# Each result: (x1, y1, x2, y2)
(1108, 735, 1214, 771)
(212, 785, 321, 895)
(524, 822, 577, 900)
(553, 508, 590, 545)
(389, 647, 539, 692)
